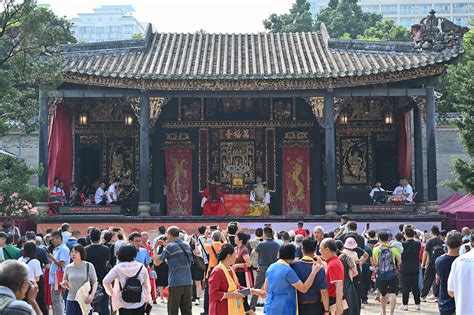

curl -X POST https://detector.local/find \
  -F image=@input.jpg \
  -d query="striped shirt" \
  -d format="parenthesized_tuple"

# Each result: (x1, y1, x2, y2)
(158, 240, 192, 287)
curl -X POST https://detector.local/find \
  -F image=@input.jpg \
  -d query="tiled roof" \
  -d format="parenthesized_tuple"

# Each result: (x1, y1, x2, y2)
(60, 24, 463, 81)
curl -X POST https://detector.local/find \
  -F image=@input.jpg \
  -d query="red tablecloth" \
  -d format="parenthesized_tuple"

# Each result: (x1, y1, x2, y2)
(224, 194, 249, 216)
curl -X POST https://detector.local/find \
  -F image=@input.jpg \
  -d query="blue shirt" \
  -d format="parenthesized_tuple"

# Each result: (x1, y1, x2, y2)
(256, 239, 280, 266)
(291, 258, 328, 303)
(158, 240, 192, 287)
(264, 261, 300, 315)
(435, 254, 458, 313)
(49, 243, 70, 285)
(136, 247, 152, 265)
(66, 238, 78, 250)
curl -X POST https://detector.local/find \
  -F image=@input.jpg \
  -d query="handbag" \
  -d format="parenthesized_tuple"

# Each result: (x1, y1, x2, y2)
(53, 269, 64, 291)
(86, 263, 104, 304)
(244, 265, 253, 287)
(193, 252, 206, 271)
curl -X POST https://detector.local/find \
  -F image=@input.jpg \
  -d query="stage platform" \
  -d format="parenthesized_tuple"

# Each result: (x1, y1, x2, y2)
(38, 212, 443, 236)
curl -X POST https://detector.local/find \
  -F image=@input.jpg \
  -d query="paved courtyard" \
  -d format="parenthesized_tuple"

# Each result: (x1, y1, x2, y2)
(150, 293, 440, 314)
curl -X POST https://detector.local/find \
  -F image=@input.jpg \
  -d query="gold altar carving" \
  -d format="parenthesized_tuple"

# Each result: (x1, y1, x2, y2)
(63, 64, 446, 91)
(219, 141, 255, 184)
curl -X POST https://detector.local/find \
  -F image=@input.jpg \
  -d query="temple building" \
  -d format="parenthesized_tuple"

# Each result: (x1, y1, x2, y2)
(40, 11, 468, 217)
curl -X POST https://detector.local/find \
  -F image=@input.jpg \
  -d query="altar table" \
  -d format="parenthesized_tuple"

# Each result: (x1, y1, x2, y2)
(224, 194, 249, 216)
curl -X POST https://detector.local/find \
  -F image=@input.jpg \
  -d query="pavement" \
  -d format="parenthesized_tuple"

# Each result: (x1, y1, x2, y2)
(149, 293, 440, 314)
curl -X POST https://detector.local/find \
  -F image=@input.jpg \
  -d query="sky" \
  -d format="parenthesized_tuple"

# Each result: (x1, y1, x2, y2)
(42, 0, 296, 33)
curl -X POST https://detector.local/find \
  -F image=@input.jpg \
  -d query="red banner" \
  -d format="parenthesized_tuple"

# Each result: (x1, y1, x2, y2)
(282, 147, 311, 215)
(165, 148, 193, 215)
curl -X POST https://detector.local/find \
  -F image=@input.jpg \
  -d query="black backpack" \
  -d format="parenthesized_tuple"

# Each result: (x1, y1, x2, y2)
(119, 265, 143, 303)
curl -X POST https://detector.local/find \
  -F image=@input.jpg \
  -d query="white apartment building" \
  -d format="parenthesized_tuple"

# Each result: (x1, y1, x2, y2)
(309, 0, 473, 27)
(70, 5, 147, 43)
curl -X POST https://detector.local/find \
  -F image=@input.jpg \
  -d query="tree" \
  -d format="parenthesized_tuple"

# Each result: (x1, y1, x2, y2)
(0, 155, 47, 217)
(441, 29, 474, 193)
(263, 0, 314, 32)
(437, 29, 473, 113)
(315, 0, 381, 38)
(357, 19, 411, 41)
(0, 1, 75, 136)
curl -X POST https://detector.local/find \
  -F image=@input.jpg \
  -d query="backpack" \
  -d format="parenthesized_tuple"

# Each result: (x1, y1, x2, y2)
(430, 244, 446, 263)
(377, 247, 396, 280)
(119, 265, 143, 303)
(0, 295, 13, 314)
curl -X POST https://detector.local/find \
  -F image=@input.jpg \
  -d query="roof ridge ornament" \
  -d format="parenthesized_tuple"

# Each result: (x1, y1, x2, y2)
(411, 10, 469, 52)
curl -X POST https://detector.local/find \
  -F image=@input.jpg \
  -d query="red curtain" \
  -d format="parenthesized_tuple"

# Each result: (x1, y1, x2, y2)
(282, 146, 311, 215)
(398, 108, 412, 179)
(47, 103, 73, 194)
(165, 147, 193, 215)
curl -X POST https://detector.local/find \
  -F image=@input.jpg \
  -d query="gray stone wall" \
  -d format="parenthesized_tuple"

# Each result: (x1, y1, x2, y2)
(0, 130, 39, 185)
(436, 127, 471, 201)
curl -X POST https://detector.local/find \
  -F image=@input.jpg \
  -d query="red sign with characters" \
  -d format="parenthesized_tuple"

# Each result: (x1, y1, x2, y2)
(282, 147, 311, 215)
(165, 148, 193, 215)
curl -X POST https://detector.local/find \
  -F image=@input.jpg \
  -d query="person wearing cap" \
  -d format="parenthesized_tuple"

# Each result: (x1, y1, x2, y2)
(338, 237, 362, 315)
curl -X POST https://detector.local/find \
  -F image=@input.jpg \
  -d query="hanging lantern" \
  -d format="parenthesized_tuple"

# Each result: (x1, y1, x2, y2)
(124, 114, 134, 126)
(339, 112, 349, 125)
(384, 111, 393, 125)
(78, 112, 88, 125)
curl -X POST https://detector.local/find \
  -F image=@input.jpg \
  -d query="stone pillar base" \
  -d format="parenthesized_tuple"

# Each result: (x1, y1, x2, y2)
(138, 202, 151, 217)
(416, 203, 427, 214)
(426, 201, 439, 214)
(36, 202, 49, 215)
(325, 201, 338, 216)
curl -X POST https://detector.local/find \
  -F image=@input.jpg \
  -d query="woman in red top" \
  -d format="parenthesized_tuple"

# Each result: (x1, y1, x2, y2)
(232, 232, 252, 313)
(208, 244, 265, 315)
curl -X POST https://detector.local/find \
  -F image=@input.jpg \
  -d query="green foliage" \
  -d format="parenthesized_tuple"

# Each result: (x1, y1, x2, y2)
(263, 0, 314, 32)
(437, 29, 473, 113)
(0, 155, 48, 217)
(357, 20, 411, 41)
(0, 1, 75, 136)
(439, 29, 474, 193)
(315, 0, 382, 38)
(131, 33, 144, 39)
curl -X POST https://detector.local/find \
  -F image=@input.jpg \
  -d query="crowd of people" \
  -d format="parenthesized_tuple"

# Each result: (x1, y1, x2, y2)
(0, 218, 473, 315)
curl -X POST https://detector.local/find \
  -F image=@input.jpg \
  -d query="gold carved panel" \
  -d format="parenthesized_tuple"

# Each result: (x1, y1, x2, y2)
(340, 136, 369, 186)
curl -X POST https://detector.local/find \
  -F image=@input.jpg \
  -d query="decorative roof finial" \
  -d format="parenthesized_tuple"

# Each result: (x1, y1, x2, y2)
(411, 10, 469, 52)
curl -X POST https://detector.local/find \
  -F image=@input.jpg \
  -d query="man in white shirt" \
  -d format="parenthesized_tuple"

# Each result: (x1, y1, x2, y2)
(94, 182, 107, 205)
(448, 247, 474, 314)
(369, 180, 386, 203)
(107, 178, 121, 204)
(392, 178, 414, 203)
